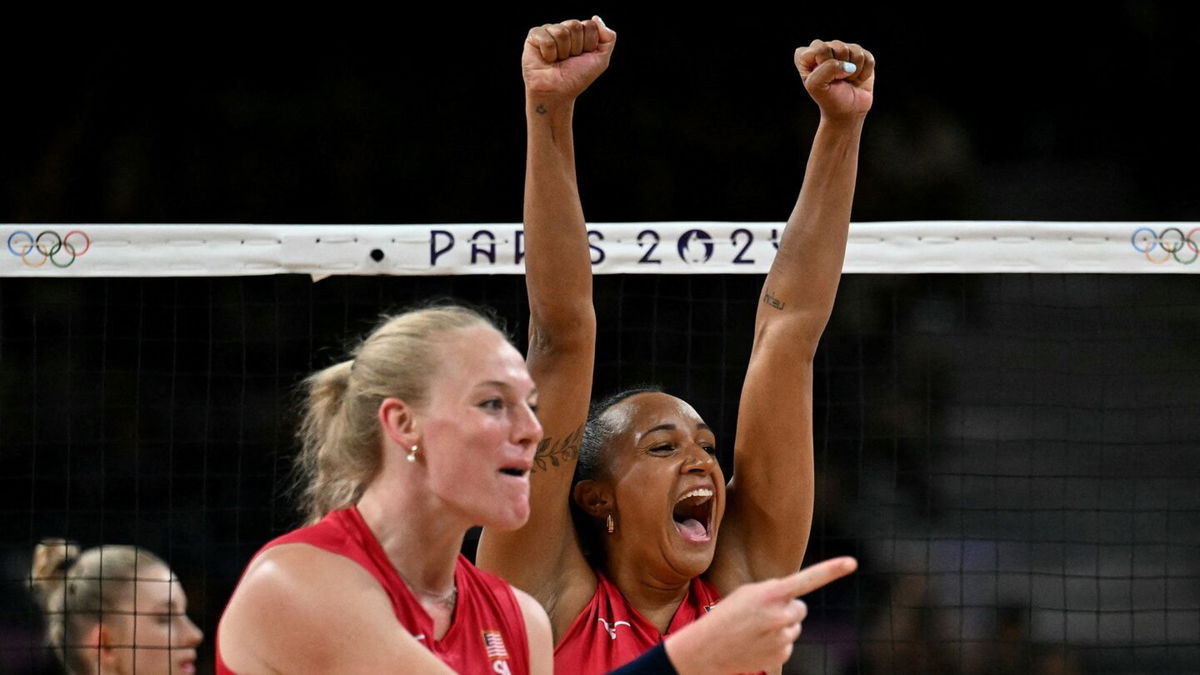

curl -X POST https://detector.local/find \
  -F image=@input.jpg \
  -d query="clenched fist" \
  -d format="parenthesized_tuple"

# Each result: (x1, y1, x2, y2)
(796, 40, 875, 120)
(523, 16, 616, 103)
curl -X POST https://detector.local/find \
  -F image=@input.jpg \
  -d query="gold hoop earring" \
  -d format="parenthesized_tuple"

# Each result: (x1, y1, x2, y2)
(407, 444, 419, 463)
(606, 513, 615, 534)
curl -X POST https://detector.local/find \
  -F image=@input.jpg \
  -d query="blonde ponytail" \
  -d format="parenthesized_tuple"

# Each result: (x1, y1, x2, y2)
(295, 305, 501, 522)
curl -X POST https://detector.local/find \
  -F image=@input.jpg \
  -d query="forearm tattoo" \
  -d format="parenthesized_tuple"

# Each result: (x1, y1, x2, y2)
(763, 289, 785, 310)
(536, 104, 547, 115)
(532, 424, 583, 472)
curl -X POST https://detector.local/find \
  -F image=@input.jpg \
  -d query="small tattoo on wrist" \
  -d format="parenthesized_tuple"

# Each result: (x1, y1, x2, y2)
(535, 104, 547, 115)
(763, 290, 785, 310)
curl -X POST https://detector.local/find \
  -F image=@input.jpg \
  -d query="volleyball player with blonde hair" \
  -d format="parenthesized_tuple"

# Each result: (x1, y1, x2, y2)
(29, 538, 203, 675)
(478, 16, 871, 673)
(216, 306, 552, 674)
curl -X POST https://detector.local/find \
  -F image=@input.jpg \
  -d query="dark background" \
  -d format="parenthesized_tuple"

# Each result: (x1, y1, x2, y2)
(3, 4, 1198, 225)
(3, 5, 1199, 674)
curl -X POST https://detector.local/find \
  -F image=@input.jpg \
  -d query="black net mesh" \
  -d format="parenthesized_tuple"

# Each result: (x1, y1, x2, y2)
(3, 273, 1198, 674)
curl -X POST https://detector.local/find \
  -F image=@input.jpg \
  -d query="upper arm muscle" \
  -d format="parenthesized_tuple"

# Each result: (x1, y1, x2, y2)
(218, 545, 453, 674)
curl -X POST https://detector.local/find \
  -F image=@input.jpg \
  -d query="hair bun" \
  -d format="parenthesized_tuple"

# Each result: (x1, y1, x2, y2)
(30, 538, 81, 606)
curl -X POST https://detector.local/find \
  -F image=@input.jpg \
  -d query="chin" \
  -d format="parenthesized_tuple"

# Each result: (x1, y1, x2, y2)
(682, 549, 717, 577)
(482, 503, 530, 531)
(662, 540, 717, 579)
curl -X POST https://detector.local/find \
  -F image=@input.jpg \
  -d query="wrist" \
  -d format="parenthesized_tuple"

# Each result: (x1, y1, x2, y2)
(816, 113, 866, 134)
(526, 90, 577, 117)
(663, 632, 714, 675)
(526, 101, 575, 129)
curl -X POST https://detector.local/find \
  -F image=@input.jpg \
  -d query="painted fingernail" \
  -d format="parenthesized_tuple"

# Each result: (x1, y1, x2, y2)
(841, 61, 857, 74)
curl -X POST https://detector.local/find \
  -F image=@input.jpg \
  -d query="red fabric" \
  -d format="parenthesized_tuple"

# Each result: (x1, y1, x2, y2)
(216, 506, 529, 675)
(554, 571, 753, 674)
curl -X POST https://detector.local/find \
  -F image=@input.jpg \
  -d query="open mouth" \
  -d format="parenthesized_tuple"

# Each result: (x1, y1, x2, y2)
(671, 487, 713, 543)
(499, 465, 529, 478)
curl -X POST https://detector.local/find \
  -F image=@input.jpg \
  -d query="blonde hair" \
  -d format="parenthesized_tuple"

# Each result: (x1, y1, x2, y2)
(296, 305, 500, 522)
(29, 539, 167, 675)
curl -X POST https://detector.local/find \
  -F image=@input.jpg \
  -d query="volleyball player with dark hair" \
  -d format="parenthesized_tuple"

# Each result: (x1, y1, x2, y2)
(29, 539, 203, 675)
(478, 16, 873, 673)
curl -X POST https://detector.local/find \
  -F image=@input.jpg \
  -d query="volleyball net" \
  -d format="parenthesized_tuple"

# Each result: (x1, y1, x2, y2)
(3, 222, 1198, 674)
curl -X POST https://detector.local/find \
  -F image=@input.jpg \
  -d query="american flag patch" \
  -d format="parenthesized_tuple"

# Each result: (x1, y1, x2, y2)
(482, 630, 509, 660)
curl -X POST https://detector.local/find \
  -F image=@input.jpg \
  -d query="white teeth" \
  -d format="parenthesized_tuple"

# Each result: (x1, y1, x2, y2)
(677, 488, 713, 503)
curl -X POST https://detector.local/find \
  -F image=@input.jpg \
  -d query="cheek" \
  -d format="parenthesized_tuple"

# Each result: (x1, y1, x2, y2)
(615, 469, 668, 515)
(132, 616, 174, 647)
(127, 622, 173, 669)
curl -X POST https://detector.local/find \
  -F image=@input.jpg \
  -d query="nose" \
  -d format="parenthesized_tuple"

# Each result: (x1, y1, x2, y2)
(180, 617, 203, 647)
(514, 401, 543, 449)
(681, 442, 716, 473)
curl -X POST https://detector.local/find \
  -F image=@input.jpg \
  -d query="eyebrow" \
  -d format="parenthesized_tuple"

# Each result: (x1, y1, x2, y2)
(477, 381, 538, 398)
(642, 422, 712, 436)
(147, 600, 182, 613)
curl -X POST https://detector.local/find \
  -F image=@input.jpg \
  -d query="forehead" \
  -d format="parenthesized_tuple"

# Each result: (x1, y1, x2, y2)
(603, 392, 707, 439)
(124, 565, 186, 608)
(430, 325, 532, 393)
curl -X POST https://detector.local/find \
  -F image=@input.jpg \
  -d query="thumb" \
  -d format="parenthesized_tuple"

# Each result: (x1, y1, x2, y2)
(775, 557, 858, 598)
(593, 15, 617, 48)
(803, 57, 857, 91)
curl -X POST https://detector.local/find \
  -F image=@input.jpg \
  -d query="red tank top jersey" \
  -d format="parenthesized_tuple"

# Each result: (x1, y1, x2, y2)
(216, 506, 529, 675)
(554, 570, 761, 674)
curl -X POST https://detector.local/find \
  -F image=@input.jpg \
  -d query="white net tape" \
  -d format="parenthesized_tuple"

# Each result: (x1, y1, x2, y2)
(3, 221, 1199, 277)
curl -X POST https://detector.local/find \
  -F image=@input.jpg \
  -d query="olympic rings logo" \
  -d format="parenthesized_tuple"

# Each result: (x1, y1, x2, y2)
(1131, 227, 1199, 265)
(6, 230, 92, 268)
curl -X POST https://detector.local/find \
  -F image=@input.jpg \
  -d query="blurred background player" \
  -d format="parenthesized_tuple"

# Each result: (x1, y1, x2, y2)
(29, 539, 203, 675)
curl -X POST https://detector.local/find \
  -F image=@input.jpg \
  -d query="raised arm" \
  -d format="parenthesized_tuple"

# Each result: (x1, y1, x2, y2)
(476, 17, 615, 613)
(709, 40, 875, 589)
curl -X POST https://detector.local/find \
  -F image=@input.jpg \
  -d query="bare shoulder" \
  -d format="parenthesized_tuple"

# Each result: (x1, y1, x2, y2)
(513, 587, 551, 632)
(513, 588, 554, 675)
(223, 542, 381, 620)
(219, 544, 448, 674)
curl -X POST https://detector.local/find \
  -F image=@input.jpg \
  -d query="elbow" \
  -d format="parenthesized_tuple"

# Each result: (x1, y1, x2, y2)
(529, 306, 596, 354)
(751, 313, 826, 363)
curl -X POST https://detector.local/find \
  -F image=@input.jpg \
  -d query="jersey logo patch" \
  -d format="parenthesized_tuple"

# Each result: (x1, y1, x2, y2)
(597, 618, 633, 640)
(482, 630, 512, 674)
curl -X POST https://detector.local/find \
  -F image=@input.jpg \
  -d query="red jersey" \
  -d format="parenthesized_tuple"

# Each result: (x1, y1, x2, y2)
(216, 506, 529, 675)
(554, 570, 735, 674)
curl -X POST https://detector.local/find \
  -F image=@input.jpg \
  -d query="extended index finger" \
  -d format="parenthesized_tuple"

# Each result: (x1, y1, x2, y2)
(777, 557, 858, 598)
